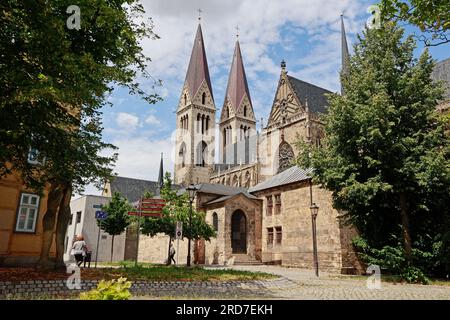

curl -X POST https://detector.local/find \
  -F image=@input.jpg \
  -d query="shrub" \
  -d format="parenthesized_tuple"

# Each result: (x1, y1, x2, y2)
(79, 277, 132, 300)
(352, 237, 430, 284)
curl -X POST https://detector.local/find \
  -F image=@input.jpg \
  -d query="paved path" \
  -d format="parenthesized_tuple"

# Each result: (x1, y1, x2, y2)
(206, 265, 450, 300)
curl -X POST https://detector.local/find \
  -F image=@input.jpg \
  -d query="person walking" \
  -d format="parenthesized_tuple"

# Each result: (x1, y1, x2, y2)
(71, 235, 88, 267)
(169, 240, 176, 265)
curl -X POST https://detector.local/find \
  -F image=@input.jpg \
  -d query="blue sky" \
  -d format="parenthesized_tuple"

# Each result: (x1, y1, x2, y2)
(81, 0, 450, 196)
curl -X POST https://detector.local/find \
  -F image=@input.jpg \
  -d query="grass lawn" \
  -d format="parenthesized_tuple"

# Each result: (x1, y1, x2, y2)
(0, 263, 276, 282)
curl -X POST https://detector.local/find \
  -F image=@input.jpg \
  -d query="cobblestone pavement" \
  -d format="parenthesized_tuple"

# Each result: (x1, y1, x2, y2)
(207, 265, 450, 300)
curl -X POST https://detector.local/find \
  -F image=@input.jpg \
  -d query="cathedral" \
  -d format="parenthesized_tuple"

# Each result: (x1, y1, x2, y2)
(164, 16, 364, 273)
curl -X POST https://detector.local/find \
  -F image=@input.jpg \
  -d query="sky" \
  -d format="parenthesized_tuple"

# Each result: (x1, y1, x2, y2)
(78, 0, 450, 197)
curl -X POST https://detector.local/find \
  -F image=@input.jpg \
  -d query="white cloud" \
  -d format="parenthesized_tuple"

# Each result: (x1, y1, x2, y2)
(116, 112, 139, 130)
(111, 134, 175, 181)
(145, 114, 161, 126)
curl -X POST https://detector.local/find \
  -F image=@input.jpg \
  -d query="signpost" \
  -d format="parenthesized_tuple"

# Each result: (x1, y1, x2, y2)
(129, 198, 166, 267)
(94, 210, 108, 268)
(175, 221, 183, 265)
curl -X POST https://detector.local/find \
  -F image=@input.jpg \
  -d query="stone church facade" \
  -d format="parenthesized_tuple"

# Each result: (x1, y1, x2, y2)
(170, 17, 365, 274)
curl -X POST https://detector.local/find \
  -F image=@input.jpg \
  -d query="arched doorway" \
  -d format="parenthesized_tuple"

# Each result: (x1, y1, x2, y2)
(231, 210, 247, 253)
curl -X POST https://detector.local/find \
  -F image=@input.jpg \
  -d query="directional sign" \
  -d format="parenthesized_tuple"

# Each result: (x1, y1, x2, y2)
(95, 211, 108, 220)
(175, 221, 183, 240)
(128, 198, 166, 217)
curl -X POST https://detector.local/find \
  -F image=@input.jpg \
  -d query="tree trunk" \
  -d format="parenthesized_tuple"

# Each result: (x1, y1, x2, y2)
(399, 192, 412, 264)
(37, 181, 64, 269)
(55, 183, 72, 270)
(110, 235, 115, 263)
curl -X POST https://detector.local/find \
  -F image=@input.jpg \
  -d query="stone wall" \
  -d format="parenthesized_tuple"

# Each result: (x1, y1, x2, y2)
(204, 194, 262, 264)
(138, 233, 193, 265)
(255, 181, 360, 273)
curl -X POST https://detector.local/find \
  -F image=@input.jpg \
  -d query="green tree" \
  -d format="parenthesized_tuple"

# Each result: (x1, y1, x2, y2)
(380, 0, 450, 46)
(99, 192, 133, 262)
(296, 21, 450, 278)
(0, 1, 160, 268)
(140, 173, 216, 265)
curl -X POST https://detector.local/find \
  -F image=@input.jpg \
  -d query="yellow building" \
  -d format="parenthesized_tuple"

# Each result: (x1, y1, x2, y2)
(0, 172, 54, 266)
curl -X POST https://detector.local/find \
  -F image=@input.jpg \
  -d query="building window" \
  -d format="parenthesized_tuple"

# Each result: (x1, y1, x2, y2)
(267, 227, 274, 246)
(76, 211, 82, 224)
(202, 92, 206, 105)
(64, 236, 69, 253)
(69, 214, 73, 225)
(184, 93, 187, 105)
(275, 227, 282, 245)
(243, 106, 247, 117)
(101, 235, 107, 240)
(274, 194, 281, 215)
(15, 193, 40, 233)
(212, 212, 218, 232)
(266, 196, 273, 216)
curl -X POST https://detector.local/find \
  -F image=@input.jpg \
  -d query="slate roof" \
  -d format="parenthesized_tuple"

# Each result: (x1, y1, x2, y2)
(287, 76, 332, 114)
(192, 183, 247, 196)
(109, 176, 181, 203)
(222, 41, 254, 115)
(205, 191, 259, 205)
(249, 166, 313, 193)
(432, 58, 450, 101)
(184, 24, 214, 101)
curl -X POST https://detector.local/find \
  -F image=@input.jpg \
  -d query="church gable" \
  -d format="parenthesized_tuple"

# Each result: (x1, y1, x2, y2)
(267, 72, 303, 126)
(191, 80, 215, 110)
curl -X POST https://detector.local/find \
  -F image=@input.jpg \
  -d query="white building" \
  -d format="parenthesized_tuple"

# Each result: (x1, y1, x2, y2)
(64, 195, 127, 263)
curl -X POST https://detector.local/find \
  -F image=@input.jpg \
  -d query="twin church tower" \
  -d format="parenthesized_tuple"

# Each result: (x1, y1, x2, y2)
(174, 22, 256, 185)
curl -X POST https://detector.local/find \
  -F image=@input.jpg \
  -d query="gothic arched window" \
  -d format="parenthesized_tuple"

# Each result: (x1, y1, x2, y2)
(202, 92, 206, 105)
(184, 94, 187, 105)
(212, 212, 218, 231)
(179, 142, 186, 168)
(278, 141, 295, 173)
(243, 106, 247, 117)
(196, 141, 208, 167)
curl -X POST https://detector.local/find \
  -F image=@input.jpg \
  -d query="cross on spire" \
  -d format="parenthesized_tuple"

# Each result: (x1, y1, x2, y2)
(198, 9, 202, 22)
(235, 25, 240, 39)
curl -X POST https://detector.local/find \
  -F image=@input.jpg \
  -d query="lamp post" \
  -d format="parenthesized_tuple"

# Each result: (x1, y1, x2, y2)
(186, 184, 198, 267)
(310, 202, 319, 277)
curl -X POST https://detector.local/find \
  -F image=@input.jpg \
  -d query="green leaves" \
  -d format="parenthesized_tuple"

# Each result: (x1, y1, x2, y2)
(98, 192, 132, 236)
(79, 277, 132, 300)
(140, 173, 216, 241)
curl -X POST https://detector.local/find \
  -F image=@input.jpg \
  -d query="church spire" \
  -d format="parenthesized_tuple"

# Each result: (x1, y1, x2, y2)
(222, 40, 253, 116)
(341, 14, 350, 94)
(184, 23, 214, 101)
(158, 152, 164, 189)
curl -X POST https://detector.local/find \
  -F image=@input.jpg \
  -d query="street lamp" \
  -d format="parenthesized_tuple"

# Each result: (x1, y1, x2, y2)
(186, 184, 198, 267)
(310, 202, 319, 277)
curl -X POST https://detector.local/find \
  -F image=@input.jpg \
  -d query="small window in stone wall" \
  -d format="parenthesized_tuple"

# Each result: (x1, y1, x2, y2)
(76, 211, 82, 223)
(275, 227, 282, 245)
(266, 196, 273, 216)
(267, 227, 274, 246)
(274, 194, 281, 214)
(212, 212, 218, 232)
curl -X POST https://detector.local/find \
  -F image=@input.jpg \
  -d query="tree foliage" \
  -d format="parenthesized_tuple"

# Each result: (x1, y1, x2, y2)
(99, 192, 132, 236)
(296, 21, 450, 278)
(380, 0, 450, 46)
(140, 173, 216, 242)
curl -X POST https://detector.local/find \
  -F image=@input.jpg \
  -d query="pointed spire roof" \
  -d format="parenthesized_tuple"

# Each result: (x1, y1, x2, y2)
(224, 40, 253, 113)
(184, 24, 214, 101)
(341, 14, 350, 74)
(158, 153, 164, 188)
(341, 14, 350, 94)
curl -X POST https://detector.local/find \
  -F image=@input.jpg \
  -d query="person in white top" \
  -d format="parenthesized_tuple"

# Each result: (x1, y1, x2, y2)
(71, 235, 88, 267)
